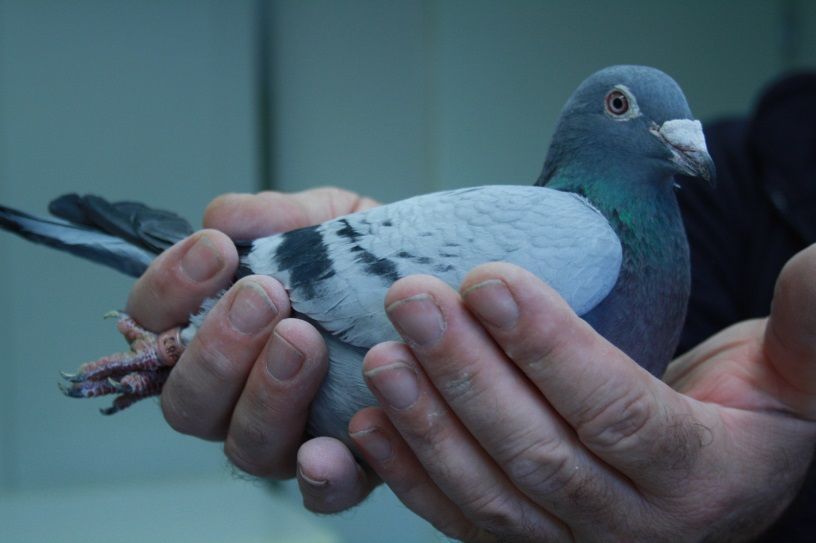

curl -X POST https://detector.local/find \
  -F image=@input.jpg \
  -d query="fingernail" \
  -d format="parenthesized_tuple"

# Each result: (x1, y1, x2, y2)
(386, 294, 445, 347)
(266, 331, 304, 381)
(297, 463, 328, 488)
(228, 281, 278, 334)
(181, 234, 224, 282)
(364, 361, 419, 410)
(462, 279, 519, 328)
(350, 427, 393, 462)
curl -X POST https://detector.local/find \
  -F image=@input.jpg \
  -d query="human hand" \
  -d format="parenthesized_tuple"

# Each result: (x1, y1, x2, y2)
(125, 188, 380, 499)
(343, 246, 816, 541)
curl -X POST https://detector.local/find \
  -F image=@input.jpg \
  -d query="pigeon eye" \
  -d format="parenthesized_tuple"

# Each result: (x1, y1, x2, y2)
(605, 90, 629, 116)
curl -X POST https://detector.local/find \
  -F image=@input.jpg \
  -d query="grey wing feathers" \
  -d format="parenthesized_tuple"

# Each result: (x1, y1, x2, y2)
(245, 185, 622, 348)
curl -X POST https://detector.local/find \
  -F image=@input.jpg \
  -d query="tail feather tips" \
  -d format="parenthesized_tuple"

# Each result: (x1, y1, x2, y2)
(0, 193, 192, 277)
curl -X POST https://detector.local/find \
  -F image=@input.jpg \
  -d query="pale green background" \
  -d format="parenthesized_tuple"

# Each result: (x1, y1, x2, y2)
(1, 1, 814, 542)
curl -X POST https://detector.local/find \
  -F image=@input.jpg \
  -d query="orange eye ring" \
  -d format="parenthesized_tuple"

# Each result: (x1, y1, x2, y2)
(605, 90, 629, 116)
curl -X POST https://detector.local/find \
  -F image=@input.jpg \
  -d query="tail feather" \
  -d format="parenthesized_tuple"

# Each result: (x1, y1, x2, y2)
(0, 194, 193, 278)
(50, 193, 192, 253)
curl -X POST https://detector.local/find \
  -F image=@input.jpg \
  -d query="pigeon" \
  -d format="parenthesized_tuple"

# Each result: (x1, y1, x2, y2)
(0, 65, 713, 444)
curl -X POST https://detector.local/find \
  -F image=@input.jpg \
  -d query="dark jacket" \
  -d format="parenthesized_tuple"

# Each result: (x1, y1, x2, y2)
(677, 73, 816, 541)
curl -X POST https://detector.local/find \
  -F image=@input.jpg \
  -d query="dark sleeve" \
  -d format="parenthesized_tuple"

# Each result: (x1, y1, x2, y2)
(677, 106, 816, 539)
(675, 120, 754, 354)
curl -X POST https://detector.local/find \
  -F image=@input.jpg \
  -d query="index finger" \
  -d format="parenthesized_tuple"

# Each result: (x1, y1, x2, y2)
(459, 262, 719, 492)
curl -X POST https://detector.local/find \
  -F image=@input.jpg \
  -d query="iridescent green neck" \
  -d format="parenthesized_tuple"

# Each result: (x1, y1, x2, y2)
(543, 164, 690, 374)
(542, 165, 682, 262)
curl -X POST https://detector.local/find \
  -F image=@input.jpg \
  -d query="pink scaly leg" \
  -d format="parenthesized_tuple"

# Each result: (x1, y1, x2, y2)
(59, 312, 185, 415)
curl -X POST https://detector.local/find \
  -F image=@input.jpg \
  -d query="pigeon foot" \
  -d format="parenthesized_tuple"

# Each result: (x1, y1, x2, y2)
(59, 312, 184, 414)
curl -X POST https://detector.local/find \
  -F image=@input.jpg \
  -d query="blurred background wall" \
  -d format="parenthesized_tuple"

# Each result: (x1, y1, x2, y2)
(1, 1, 815, 541)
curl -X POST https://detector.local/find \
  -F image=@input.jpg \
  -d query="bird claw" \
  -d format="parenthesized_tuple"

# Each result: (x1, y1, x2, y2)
(59, 313, 183, 414)
(58, 378, 119, 398)
(107, 377, 125, 393)
(59, 370, 80, 382)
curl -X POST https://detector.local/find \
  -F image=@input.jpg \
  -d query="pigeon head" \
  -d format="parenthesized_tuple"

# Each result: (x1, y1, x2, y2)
(539, 65, 715, 187)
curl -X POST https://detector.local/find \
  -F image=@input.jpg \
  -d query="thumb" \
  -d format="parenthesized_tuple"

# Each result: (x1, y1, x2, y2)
(764, 243, 816, 418)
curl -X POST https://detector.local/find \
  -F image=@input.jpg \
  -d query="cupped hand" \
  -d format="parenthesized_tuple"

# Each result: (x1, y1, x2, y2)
(345, 246, 816, 541)
(125, 188, 379, 495)
(126, 185, 816, 540)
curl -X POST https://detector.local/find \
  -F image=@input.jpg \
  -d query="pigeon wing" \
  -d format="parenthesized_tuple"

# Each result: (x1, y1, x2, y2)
(245, 185, 622, 348)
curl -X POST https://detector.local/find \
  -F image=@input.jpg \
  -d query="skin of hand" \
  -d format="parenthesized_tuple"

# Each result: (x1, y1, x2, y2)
(126, 188, 379, 502)
(128, 189, 816, 541)
(346, 246, 816, 542)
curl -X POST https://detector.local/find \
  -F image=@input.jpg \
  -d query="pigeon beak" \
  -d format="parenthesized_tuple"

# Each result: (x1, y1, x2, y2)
(651, 119, 716, 185)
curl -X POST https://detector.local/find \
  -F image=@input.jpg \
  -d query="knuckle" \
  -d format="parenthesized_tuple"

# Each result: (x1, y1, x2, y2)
(319, 186, 367, 216)
(406, 407, 455, 454)
(502, 435, 579, 496)
(497, 431, 617, 520)
(573, 385, 654, 452)
(354, 196, 379, 212)
(574, 384, 711, 474)
(320, 186, 347, 199)
(195, 334, 238, 384)
(435, 365, 484, 406)
(408, 420, 440, 452)
(208, 194, 244, 231)
(318, 186, 351, 202)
